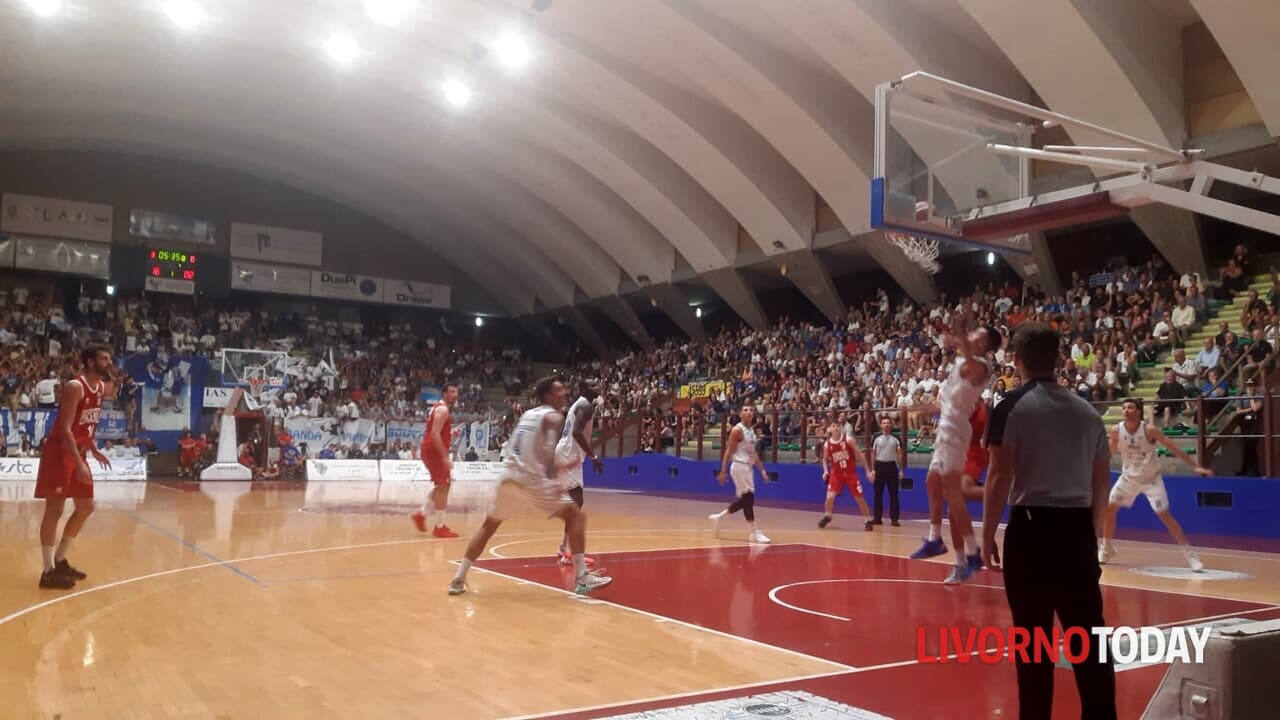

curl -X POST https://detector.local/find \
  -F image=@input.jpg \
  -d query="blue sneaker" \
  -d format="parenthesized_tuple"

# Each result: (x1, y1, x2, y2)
(910, 538, 948, 559)
(942, 553, 984, 585)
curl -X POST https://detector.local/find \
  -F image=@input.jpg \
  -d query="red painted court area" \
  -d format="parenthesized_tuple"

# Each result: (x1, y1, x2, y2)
(478, 544, 1279, 719)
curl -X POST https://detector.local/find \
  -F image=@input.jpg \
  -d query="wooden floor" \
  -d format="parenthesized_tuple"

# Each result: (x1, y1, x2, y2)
(1, 479, 1278, 719)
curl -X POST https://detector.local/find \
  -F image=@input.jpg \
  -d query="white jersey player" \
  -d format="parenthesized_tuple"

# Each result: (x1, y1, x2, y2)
(553, 382, 604, 565)
(911, 322, 1002, 586)
(449, 377, 612, 596)
(1099, 398, 1211, 571)
(710, 404, 770, 544)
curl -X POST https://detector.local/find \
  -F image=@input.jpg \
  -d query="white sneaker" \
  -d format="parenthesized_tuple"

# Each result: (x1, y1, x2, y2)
(748, 529, 771, 544)
(447, 578, 468, 596)
(575, 572, 613, 594)
(708, 512, 723, 538)
(1184, 548, 1205, 573)
(1098, 544, 1116, 565)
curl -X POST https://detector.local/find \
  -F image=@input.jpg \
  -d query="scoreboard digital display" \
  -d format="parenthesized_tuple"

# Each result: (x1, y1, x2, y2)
(148, 248, 197, 282)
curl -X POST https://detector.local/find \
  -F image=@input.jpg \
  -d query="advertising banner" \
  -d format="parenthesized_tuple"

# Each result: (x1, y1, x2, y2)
(384, 279, 451, 310)
(310, 270, 384, 303)
(2, 193, 113, 243)
(0, 456, 148, 482)
(14, 236, 111, 278)
(203, 387, 236, 408)
(129, 208, 216, 245)
(229, 222, 323, 266)
(231, 260, 312, 296)
(305, 459, 380, 482)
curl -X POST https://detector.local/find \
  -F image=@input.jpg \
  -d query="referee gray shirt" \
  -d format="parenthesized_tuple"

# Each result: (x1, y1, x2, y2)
(872, 434, 899, 463)
(985, 379, 1109, 507)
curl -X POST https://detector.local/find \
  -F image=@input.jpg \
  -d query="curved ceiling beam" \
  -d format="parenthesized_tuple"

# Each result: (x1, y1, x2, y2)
(1189, 0, 1280, 138)
(0, 109, 541, 316)
(503, 0, 814, 256)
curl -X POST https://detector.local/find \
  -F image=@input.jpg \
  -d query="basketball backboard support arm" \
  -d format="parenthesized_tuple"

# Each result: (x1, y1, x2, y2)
(872, 71, 1280, 269)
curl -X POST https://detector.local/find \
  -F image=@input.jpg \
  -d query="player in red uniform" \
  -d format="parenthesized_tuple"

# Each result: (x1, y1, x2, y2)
(412, 383, 460, 538)
(34, 345, 114, 590)
(818, 422, 874, 531)
(949, 403, 991, 566)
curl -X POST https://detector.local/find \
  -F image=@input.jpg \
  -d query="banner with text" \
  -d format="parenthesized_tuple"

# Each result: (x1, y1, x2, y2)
(229, 222, 323, 266)
(677, 380, 727, 399)
(129, 208, 216, 245)
(203, 387, 236, 408)
(310, 270, 384, 303)
(231, 260, 312, 296)
(2, 193, 114, 243)
(384, 279, 452, 310)
(305, 459, 380, 482)
(98, 410, 129, 441)
(0, 456, 148, 482)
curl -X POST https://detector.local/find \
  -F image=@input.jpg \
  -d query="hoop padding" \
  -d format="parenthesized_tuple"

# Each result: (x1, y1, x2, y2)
(886, 231, 941, 274)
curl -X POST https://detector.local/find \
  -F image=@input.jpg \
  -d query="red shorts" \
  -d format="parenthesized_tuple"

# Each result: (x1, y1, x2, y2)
(964, 448, 989, 481)
(422, 450, 451, 486)
(33, 450, 93, 500)
(827, 472, 862, 496)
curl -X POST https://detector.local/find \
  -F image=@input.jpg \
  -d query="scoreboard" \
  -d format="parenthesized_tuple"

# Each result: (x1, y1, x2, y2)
(145, 248, 197, 294)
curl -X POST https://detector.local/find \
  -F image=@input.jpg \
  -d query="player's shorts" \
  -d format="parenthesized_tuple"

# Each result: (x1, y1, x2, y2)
(555, 438, 585, 490)
(33, 450, 93, 500)
(421, 449, 450, 486)
(963, 447, 989, 483)
(490, 471, 574, 521)
(1109, 474, 1170, 513)
(730, 461, 755, 496)
(827, 472, 862, 496)
(928, 438, 967, 476)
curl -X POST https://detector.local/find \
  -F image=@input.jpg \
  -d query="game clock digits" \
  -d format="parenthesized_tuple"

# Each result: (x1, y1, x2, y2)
(149, 249, 197, 281)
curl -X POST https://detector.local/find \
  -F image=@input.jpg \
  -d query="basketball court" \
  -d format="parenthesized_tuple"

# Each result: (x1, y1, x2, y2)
(2, 481, 1277, 718)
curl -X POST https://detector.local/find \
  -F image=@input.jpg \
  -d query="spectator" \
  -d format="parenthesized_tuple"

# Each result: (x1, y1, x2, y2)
(1195, 338, 1221, 375)
(1154, 370, 1188, 428)
(1169, 294, 1195, 348)
(1243, 328, 1273, 381)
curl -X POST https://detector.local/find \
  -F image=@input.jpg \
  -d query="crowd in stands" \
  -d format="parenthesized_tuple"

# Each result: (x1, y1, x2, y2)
(0, 241, 1267, 477)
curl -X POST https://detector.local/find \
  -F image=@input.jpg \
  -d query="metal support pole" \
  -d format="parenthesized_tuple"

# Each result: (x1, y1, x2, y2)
(771, 407, 780, 465)
(674, 414, 683, 459)
(898, 408, 909, 469)
(1264, 387, 1273, 478)
(696, 413, 705, 462)
(799, 412, 809, 463)
(1195, 396, 1206, 461)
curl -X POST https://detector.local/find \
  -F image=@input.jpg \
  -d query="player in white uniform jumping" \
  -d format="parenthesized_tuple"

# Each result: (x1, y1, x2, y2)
(1098, 398, 1211, 572)
(448, 377, 612, 596)
(553, 381, 604, 566)
(709, 404, 771, 544)
(911, 323, 1002, 585)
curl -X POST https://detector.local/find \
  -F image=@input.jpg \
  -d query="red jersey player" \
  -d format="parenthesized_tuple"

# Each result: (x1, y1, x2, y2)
(35, 345, 114, 590)
(948, 403, 991, 568)
(819, 423, 874, 531)
(412, 382, 459, 538)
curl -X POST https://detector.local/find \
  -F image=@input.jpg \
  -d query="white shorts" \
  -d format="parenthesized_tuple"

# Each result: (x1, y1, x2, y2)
(730, 462, 755, 496)
(555, 438, 585, 489)
(490, 471, 574, 522)
(1109, 474, 1170, 513)
(928, 438, 966, 476)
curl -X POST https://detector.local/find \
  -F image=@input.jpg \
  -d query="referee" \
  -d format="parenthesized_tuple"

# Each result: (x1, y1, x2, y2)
(982, 323, 1116, 720)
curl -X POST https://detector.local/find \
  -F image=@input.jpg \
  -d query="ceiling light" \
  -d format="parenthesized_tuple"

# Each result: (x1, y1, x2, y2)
(493, 32, 530, 68)
(987, 251, 996, 266)
(24, 0, 60, 17)
(475, 316, 484, 328)
(695, 307, 703, 319)
(165, 1, 204, 30)
(106, 284, 116, 296)
(364, 0, 413, 26)
(326, 34, 360, 65)
(442, 79, 472, 108)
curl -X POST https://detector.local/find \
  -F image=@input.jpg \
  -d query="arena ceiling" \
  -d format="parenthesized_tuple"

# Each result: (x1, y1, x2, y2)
(2, 0, 1278, 348)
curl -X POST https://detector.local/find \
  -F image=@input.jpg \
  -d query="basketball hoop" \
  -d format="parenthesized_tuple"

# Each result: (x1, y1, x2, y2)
(886, 230, 941, 274)
(247, 376, 266, 401)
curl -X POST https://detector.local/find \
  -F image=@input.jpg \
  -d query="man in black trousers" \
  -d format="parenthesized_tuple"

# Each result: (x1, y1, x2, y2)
(982, 323, 1116, 720)
(869, 415, 901, 526)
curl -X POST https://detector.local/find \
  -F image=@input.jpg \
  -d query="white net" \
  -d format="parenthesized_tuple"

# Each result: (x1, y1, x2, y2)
(886, 231, 941, 274)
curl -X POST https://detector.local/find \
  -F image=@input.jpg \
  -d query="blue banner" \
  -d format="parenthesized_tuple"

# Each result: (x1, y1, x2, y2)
(0, 409, 55, 448)
(420, 384, 442, 404)
(121, 354, 208, 451)
(98, 410, 128, 441)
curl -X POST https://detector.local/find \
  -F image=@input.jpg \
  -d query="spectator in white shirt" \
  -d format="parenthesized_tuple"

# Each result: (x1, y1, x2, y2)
(34, 374, 59, 409)
(1170, 294, 1195, 348)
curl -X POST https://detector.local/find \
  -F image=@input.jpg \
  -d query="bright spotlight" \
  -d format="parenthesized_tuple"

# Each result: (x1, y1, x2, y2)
(105, 284, 116, 296)
(326, 33, 360, 65)
(493, 32, 530, 68)
(695, 307, 703, 319)
(442, 79, 472, 108)
(986, 251, 996, 266)
(475, 316, 484, 328)
(165, 1, 204, 30)
(24, 0, 60, 17)
(364, 0, 413, 26)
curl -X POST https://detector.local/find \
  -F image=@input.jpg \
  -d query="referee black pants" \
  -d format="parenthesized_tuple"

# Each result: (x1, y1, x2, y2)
(1003, 506, 1115, 720)
(872, 461, 899, 522)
